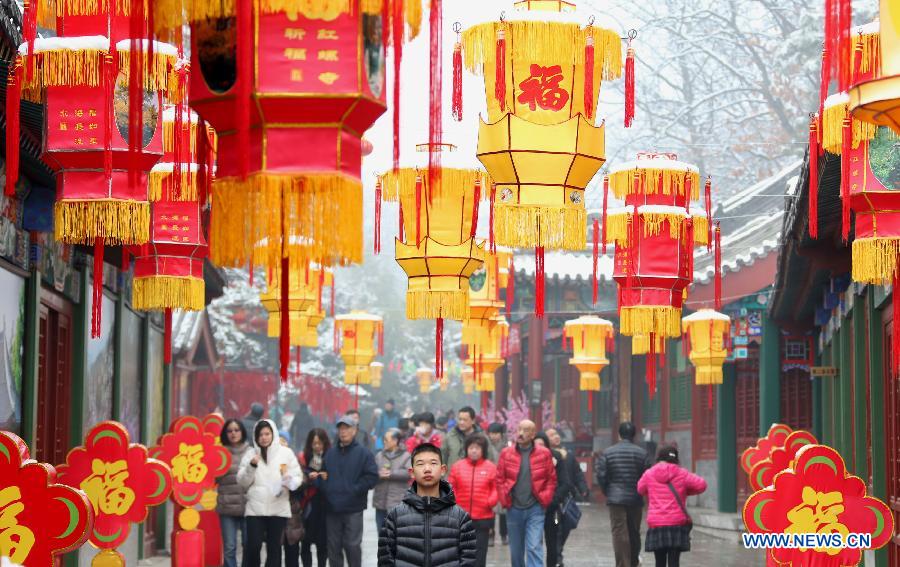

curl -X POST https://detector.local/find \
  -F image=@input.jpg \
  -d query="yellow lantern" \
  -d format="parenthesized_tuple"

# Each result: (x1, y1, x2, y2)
(849, 2, 900, 133)
(465, 316, 509, 393)
(459, 2, 624, 315)
(462, 367, 476, 394)
(463, 246, 513, 352)
(631, 335, 666, 356)
(370, 362, 384, 389)
(563, 316, 614, 393)
(334, 311, 384, 386)
(417, 367, 434, 394)
(681, 309, 731, 385)
(259, 265, 333, 348)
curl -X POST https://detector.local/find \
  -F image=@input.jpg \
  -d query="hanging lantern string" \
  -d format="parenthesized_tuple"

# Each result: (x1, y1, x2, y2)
(624, 29, 636, 128)
(374, 177, 383, 254)
(809, 114, 819, 240)
(452, 21, 463, 121)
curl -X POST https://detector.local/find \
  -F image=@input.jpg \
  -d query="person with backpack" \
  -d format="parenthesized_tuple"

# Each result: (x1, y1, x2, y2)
(637, 445, 708, 567)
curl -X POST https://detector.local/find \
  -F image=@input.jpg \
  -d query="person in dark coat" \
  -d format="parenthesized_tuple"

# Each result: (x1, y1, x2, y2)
(217, 419, 253, 567)
(289, 403, 316, 453)
(595, 422, 653, 567)
(289, 428, 330, 567)
(377, 443, 477, 567)
(315, 415, 379, 567)
(546, 427, 588, 565)
(242, 403, 265, 448)
(534, 432, 572, 567)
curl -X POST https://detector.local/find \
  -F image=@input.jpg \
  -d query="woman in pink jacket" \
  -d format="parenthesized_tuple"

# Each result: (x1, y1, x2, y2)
(637, 445, 707, 567)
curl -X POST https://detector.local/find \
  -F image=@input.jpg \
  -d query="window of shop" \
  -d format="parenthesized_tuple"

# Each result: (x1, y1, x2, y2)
(85, 283, 115, 436)
(0, 267, 26, 435)
(669, 347, 692, 423)
(735, 343, 761, 506)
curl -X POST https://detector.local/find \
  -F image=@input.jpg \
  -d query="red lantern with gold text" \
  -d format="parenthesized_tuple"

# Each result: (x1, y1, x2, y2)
(607, 153, 709, 396)
(10, 5, 182, 339)
(132, 106, 212, 363)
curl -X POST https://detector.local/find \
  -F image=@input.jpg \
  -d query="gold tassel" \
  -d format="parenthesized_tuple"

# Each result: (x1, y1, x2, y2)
(163, 120, 199, 155)
(117, 50, 180, 100)
(855, 29, 880, 77)
(21, 49, 105, 98)
(851, 237, 900, 285)
(54, 200, 150, 245)
(38, 0, 133, 23)
(406, 290, 470, 321)
(619, 306, 682, 338)
(132, 276, 205, 311)
(476, 372, 496, 392)
(821, 101, 879, 154)
(694, 367, 724, 385)
(608, 168, 701, 200)
(211, 173, 364, 269)
(579, 373, 600, 392)
(344, 366, 372, 386)
(148, 169, 199, 202)
(380, 168, 491, 202)
(462, 21, 622, 81)
(494, 205, 585, 250)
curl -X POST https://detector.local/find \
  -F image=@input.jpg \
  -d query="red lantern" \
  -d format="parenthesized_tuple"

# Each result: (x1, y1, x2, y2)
(11, 5, 182, 338)
(155, 0, 423, 271)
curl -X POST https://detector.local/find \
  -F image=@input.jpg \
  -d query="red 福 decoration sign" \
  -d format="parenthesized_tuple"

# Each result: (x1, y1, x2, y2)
(57, 421, 173, 549)
(741, 423, 793, 476)
(748, 430, 818, 491)
(0, 431, 94, 565)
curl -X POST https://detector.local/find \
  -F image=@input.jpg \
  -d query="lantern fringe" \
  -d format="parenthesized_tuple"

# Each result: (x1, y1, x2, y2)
(163, 119, 199, 155)
(210, 173, 363, 269)
(494, 205, 585, 250)
(851, 237, 900, 285)
(461, 21, 622, 81)
(148, 170, 198, 202)
(54, 200, 149, 245)
(605, 211, 709, 245)
(362, 0, 422, 41)
(20, 49, 105, 99)
(132, 276, 205, 311)
(406, 290, 470, 321)
(117, 49, 181, 100)
(38, 0, 133, 24)
(854, 28, 880, 76)
(631, 335, 666, 356)
(820, 102, 880, 154)
(579, 373, 600, 392)
(619, 306, 682, 338)
(380, 168, 491, 202)
(266, 313, 320, 347)
(476, 371, 495, 392)
(608, 168, 701, 200)
(344, 366, 372, 386)
(694, 367, 724, 386)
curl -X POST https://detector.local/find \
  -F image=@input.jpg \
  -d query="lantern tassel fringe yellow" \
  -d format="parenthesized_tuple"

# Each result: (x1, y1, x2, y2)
(605, 212, 709, 245)
(608, 168, 701, 200)
(39, 0, 135, 24)
(117, 50, 182, 100)
(148, 171, 199, 202)
(132, 276, 205, 311)
(579, 373, 600, 392)
(820, 102, 881, 154)
(407, 290, 470, 320)
(380, 168, 491, 202)
(851, 237, 900, 285)
(855, 29, 880, 76)
(211, 173, 363, 269)
(494, 205, 585, 249)
(695, 367, 724, 385)
(461, 21, 622, 81)
(54, 200, 149, 245)
(619, 306, 682, 338)
(20, 50, 104, 99)
(163, 121, 199, 154)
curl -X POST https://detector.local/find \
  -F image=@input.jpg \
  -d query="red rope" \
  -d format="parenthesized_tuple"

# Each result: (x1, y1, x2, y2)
(5, 60, 21, 196)
(535, 247, 545, 318)
(91, 238, 104, 339)
(375, 179, 383, 254)
(495, 27, 506, 111)
(392, 0, 404, 170)
(584, 32, 595, 120)
(592, 218, 599, 305)
(280, 257, 290, 382)
(624, 42, 635, 127)
(452, 39, 463, 121)
(601, 175, 609, 253)
(809, 116, 819, 239)
(841, 117, 851, 243)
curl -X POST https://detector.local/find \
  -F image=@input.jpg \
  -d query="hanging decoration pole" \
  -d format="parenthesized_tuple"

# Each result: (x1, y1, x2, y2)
(91, 238, 105, 339)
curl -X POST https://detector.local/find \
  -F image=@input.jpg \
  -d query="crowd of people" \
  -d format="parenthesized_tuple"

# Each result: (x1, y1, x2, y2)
(215, 400, 706, 567)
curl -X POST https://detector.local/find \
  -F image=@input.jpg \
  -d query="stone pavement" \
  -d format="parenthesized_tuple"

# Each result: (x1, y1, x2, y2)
(139, 501, 766, 566)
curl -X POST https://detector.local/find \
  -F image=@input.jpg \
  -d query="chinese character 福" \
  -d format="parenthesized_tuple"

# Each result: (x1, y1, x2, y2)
(785, 486, 849, 555)
(171, 443, 208, 484)
(517, 64, 570, 112)
(0, 486, 36, 563)
(80, 459, 137, 516)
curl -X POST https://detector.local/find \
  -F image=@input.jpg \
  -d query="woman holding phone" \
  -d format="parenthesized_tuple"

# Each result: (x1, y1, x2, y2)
(238, 419, 303, 567)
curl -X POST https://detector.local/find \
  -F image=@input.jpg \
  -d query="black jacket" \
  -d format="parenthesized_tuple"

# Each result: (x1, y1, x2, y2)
(377, 480, 477, 567)
(595, 440, 652, 507)
(561, 449, 589, 499)
(548, 449, 572, 512)
(318, 439, 379, 513)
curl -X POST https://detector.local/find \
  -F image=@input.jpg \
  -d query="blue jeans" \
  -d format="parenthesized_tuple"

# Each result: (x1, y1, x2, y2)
(220, 515, 247, 567)
(507, 504, 545, 567)
(375, 509, 387, 535)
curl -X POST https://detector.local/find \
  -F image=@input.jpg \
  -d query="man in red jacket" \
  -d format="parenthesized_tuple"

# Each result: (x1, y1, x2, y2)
(496, 420, 557, 567)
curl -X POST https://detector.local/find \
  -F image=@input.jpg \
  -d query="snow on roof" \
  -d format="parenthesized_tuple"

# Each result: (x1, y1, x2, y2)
(150, 162, 200, 172)
(608, 157, 699, 175)
(606, 204, 707, 218)
(335, 312, 383, 322)
(517, 249, 615, 280)
(682, 309, 730, 322)
(115, 39, 179, 55)
(719, 160, 802, 213)
(853, 21, 879, 36)
(824, 92, 850, 109)
(19, 35, 109, 54)
(694, 210, 783, 282)
(162, 107, 200, 123)
(171, 309, 207, 357)
(564, 315, 614, 327)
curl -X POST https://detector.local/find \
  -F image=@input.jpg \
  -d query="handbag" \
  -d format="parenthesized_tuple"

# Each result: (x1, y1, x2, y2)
(666, 481, 693, 536)
(560, 494, 582, 531)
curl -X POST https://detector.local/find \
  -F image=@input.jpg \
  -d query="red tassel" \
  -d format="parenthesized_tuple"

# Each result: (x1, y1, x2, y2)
(121, 248, 130, 273)
(452, 39, 463, 121)
(237, 0, 252, 179)
(435, 318, 444, 379)
(164, 309, 173, 364)
(470, 179, 481, 238)
(5, 60, 21, 197)
(606, 335, 616, 354)
(489, 184, 497, 253)
(704, 177, 713, 250)
(22, 0, 35, 82)
(280, 257, 290, 382)
(330, 278, 336, 317)
(592, 218, 599, 305)
(647, 333, 657, 400)
(714, 222, 722, 311)
(584, 32, 595, 120)
(837, 0, 851, 91)
(824, 0, 836, 94)
(535, 246, 545, 318)
(333, 322, 340, 353)
(415, 175, 423, 243)
(378, 324, 384, 356)
(819, 47, 829, 118)
(295, 347, 302, 377)
(398, 201, 405, 242)
(893, 264, 900, 376)
(392, 0, 404, 170)
(601, 175, 609, 253)
(173, 101, 184, 201)
(841, 117, 851, 242)
(374, 179, 383, 254)
(91, 238, 104, 339)
(588, 393, 593, 412)
(506, 255, 515, 318)
(317, 265, 325, 313)
(104, 45, 116, 182)
(682, 331, 690, 357)
(495, 26, 506, 111)
(809, 116, 819, 239)
(428, 0, 443, 199)
(624, 42, 635, 128)
(493, 254, 501, 301)
(707, 385, 713, 410)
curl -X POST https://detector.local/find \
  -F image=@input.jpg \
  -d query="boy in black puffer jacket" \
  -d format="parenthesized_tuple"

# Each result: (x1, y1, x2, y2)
(378, 443, 477, 567)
